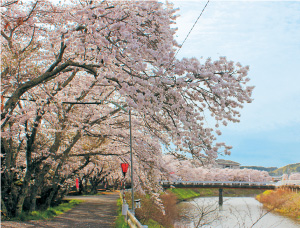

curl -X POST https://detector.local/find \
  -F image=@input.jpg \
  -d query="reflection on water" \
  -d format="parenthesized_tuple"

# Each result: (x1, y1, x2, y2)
(175, 197, 300, 228)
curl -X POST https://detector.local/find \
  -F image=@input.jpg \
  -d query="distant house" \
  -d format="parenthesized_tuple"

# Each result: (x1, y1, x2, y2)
(216, 159, 240, 169)
(271, 176, 282, 182)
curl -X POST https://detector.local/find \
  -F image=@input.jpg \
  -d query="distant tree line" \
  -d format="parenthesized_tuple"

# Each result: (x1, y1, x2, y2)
(240, 166, 278, 173)
(269, 163, 300, 176)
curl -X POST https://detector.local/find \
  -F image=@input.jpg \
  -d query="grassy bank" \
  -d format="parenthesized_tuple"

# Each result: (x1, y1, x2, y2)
(2, 199, 83, 221)
(256, 189, 300, 220)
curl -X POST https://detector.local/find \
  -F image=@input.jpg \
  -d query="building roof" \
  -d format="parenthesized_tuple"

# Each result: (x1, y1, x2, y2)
(216, 159, 240, 166)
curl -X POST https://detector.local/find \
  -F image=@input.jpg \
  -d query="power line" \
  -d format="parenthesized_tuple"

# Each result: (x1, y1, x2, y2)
(174, 0, 210, 60)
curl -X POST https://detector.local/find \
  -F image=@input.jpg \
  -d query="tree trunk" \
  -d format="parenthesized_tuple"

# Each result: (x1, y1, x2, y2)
(79, 178, 84, 195)
(15, 172, 31, 217)
(1, 196, 8, 217)
(43, 187, 57, 209)
(28, 181, 40, 212)
(29, 165, 51, 212)
(15, 190, 28, 217)
(90, 180, 98, 194)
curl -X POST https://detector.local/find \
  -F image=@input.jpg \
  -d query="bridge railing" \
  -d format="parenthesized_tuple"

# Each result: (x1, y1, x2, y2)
(161, 180, 300, 189)
(276, 180, 300, 186)
(161, 180, 276, 186)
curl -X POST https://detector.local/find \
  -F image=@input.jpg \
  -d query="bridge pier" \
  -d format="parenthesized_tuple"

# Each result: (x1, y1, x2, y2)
(219, 188, 223, 206)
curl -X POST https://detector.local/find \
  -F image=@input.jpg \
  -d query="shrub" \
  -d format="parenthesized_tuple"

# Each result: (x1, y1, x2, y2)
(125, 191, 179, 228)
(256, 189, 300, 218)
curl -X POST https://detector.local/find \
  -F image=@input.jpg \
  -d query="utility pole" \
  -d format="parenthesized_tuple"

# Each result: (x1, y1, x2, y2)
(129, 109, 134, 214)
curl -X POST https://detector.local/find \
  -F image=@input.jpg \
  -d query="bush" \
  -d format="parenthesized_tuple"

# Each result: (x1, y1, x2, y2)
(126, 191, 179, 228)
(256, 189, 300, 218)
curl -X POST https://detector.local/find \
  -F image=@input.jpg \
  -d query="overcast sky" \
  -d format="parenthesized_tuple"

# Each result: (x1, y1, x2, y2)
(170, 0, 300, 168)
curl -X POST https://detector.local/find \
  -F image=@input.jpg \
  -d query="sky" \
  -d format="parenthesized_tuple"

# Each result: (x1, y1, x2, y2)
(169, 0, 300, 168)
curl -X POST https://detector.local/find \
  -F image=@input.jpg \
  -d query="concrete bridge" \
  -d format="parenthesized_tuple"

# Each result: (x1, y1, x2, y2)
(161, 180, 276, 190)
(161, 180, 300, 206)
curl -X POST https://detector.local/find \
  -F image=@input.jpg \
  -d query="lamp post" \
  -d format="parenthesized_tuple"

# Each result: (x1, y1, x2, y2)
(62, 100, 135, 213)
(129, 109, 134, 213)
(110, 102, 134, 214)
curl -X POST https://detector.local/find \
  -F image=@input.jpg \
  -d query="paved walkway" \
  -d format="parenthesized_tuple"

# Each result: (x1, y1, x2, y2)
(1, 192, 119, 228)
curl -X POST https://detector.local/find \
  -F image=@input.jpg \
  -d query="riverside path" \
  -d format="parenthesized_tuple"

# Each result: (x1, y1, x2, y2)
(1, 192, 119, 228)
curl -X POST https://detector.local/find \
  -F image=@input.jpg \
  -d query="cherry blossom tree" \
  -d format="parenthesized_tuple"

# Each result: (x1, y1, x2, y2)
(289, 173, 300, 180)
(163, 155, 272, 182)
(1, 0, 253, 216)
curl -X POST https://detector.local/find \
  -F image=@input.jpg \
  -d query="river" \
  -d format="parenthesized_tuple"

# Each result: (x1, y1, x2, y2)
(175, 197, 300, 228)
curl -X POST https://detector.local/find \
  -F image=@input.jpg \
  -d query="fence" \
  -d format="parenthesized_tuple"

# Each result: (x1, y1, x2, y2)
(120, 192, 148, 228)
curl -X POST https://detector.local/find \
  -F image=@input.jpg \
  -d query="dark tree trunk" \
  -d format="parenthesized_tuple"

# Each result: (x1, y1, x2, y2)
(28, 165, 51, 212)
(15, 171, 31, 217)
(42, 187, 57, 209)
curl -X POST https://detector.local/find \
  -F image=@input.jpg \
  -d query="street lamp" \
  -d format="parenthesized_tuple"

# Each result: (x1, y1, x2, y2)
(109, 102, 135, 214)
(62, 100, 135, 213)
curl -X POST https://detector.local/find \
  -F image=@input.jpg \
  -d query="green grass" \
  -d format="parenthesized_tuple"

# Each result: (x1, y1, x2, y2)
(168, 188, 201, 201)
(145, 218, 165, 228)
(114, 198, 129, 228)
(10, 199, 83, 221)
(168, 188, 265, 201)
(114, 213, 129, 228)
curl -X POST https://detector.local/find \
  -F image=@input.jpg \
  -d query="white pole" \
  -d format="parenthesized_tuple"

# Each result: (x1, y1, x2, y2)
(129, 109, 134, 214)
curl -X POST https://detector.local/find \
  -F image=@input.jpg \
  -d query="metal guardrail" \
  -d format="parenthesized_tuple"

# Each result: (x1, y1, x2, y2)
(126, 209, 146, 228)
(120, 192, 148, 228)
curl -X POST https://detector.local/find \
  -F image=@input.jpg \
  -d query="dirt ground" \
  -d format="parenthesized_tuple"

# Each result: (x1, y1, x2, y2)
(1, 192, 119, 228)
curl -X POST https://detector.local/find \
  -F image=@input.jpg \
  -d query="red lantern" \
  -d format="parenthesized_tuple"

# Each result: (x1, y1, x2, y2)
(76, 178, 79, 191)
(121, 163, 129, 177)
(1, 95, 4, 112)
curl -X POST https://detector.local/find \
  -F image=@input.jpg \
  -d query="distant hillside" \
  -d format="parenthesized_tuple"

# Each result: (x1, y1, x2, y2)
(269, 163, 300, 176)
(240, 166, 278, 172)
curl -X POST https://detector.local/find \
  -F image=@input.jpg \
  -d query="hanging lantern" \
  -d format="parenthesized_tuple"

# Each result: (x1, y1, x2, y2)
(1, 95, 4, 112)
(76, 178, 79, 191)
(121, 163, 129, 177)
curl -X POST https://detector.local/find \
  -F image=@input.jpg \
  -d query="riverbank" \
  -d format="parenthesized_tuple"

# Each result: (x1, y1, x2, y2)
(117, 188, 265, 228)
(177, 196, 300, 228)
(256, 189, 300, 220)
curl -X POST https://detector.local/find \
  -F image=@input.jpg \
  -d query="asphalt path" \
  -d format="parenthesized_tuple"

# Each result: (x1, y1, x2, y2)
(1, 192, 119, 228)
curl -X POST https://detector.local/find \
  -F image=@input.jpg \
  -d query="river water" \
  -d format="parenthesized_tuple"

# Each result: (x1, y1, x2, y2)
(175, 197, 300, 228)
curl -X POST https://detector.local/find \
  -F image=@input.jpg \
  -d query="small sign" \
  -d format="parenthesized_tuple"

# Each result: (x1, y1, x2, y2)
(122, 203, 128, 215)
